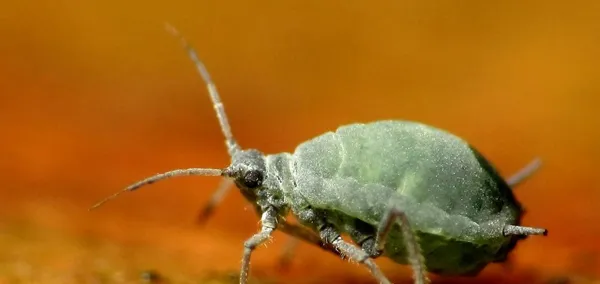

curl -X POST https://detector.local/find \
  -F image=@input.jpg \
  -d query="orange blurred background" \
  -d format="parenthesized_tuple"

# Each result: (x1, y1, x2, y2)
(1, 0, 599, 283)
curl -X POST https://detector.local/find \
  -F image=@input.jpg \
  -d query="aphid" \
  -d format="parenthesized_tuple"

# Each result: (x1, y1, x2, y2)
(198, 158, 544, 269)
(91, 24, 548, 284)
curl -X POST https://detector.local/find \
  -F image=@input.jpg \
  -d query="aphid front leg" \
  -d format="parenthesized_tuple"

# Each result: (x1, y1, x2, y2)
(240, 206, 277, 284)
(374, 206, 429, 284)
(196, 178, 235, 224)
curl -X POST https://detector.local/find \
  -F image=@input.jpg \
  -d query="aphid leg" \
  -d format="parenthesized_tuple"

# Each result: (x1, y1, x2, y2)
(293, 208, 391, 283)
(277, 220, 341, 268)
(240, 206, 278, 284)
(197, 178, 235, 224)
(506, 158, 542, 188)
(277, 238, 300, 268)
(318, 226, 392, 284)
(277, 220, 339, 256)
(374, 206, 429, 284)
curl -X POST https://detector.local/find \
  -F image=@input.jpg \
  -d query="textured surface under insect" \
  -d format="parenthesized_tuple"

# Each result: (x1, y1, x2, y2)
(292, 120, 522, 275)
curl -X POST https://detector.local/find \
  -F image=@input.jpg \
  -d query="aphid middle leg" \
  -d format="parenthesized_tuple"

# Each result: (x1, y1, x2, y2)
(374, 206, 429, 284)
(346, 219, 380, 258)
(294, 207, 391, 284)
(276, 221, 343, 268)
(319, 226, 392, 284)
(240, 207, 277, 284)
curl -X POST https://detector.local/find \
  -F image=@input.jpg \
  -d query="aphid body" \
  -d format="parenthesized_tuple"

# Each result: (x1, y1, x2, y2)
(92, 25, 547, 284)
(289, 120, 531, 275)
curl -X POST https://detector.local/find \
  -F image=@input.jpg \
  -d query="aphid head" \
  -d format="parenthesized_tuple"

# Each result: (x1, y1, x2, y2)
(226, 149, 267, 193)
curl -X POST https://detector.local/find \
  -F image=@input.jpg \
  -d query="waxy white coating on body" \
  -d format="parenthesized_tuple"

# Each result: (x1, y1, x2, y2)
(269, 120, 523, 274)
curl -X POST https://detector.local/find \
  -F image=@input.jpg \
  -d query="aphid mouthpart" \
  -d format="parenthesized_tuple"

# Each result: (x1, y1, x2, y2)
(503, 224, 548, 236)
(89, 168, 225, 210)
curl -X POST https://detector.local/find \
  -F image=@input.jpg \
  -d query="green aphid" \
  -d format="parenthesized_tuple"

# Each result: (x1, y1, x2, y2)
(91, 24, 547, 284)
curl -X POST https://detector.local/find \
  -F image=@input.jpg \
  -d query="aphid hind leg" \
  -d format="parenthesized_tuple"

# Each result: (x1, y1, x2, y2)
(374, 206, 429, 284)
(240, 207, 277, 284)
(506, 158, 542, 188)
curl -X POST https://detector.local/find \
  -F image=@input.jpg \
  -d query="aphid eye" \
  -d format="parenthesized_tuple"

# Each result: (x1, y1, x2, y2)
(242, 170, 263, 188)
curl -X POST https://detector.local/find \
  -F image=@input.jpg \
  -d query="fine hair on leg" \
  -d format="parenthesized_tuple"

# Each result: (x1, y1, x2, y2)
(240, 207, 277, 284)
(318, 226, 392, 284)
(277, 220, 342, 268)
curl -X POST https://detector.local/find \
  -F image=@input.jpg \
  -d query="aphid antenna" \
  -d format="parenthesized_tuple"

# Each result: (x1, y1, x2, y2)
(165, 22, 241, 157)
(90, 168, 228, 210)
(90, 24, 241, 211)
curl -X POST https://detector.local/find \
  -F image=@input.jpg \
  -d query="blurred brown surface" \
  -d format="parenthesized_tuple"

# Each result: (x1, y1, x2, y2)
(0, 0, 599, 283)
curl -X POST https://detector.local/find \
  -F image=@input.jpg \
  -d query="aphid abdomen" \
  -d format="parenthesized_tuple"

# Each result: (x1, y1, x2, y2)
(292, 120, 525, 275)
(294, 120, 521, 222)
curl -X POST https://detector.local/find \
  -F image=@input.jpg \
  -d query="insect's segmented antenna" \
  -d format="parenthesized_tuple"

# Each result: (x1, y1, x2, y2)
(164, 23, 240, 157)
(503, 225, 548, 236)
(90, 168, 224, 210)
(506, 158, 542, 188)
